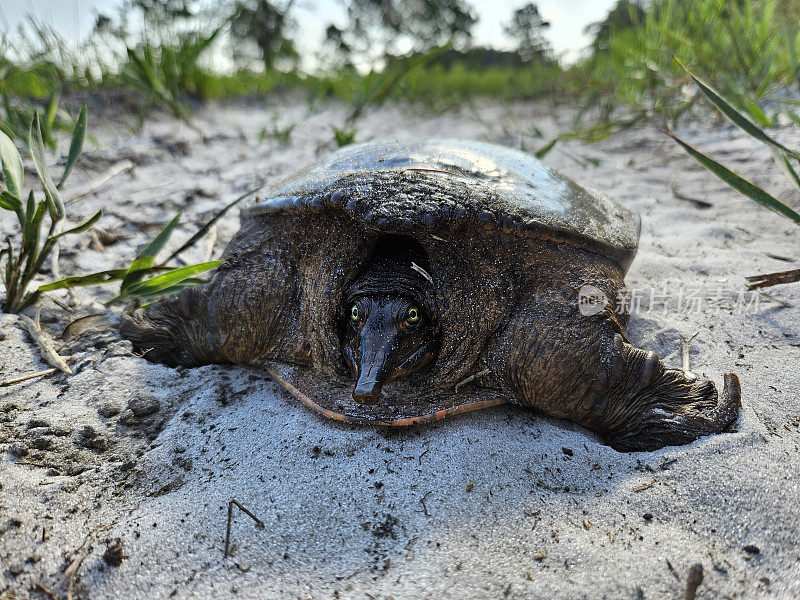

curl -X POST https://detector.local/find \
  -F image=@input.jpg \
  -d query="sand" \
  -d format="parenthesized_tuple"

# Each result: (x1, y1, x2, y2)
(1, 98, 799, 600)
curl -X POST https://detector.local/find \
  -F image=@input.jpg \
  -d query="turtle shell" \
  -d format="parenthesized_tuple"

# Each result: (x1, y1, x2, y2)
(237, 139, 640, 424)
(246, 138, 640, 271)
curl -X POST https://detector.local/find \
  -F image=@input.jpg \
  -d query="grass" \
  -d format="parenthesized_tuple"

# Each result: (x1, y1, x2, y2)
(120, 25, 225, 122)
(38, 211, 222, 308)
(0, 106, 97, 312)
(665, 60, 800, 289)
(576, 0, 800, 124)
(2, 0, 796, 143)
(0, 103, 221, 313)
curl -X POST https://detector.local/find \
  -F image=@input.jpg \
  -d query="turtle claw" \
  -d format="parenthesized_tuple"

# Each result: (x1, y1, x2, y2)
(605, 370, 742, 452)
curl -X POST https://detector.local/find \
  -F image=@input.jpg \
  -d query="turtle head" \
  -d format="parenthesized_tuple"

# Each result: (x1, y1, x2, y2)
(343, 295, 437, 404)
(341, 236, 439, 405)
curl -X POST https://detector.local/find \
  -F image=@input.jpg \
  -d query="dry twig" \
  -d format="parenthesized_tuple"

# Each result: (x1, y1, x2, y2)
(224, 499, 265, 559)
(0, 368, 58, 388)
(679, 332, 699, 373)
(18, 315, 72, 374)
(64, 525, 107, 600)
(67, 160, 134, 204)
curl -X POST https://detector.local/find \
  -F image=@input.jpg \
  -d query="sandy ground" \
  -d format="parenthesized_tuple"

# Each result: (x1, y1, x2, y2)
(1, 98, 799, 600)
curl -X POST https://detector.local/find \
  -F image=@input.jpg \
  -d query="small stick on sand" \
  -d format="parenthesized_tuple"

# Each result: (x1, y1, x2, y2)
(90, 228, 105, 251)
(420, 491, 432, 516)
(204, 225, 218, 262)
(679, 332, 699, 373)
(45, 294, 74, 313)
(32, 581, 58, 600)
(685, 563, 704, 600)
(666, 559, 681, 581)
(0, 368, 58, 388)
(224, 499, 265, 559)
(670, 182, 713, 209)
(64, 525, 107, 600)
(18, 315, 73, 374)
(746, 267, 800, 289)
(67, 160, 134, 204)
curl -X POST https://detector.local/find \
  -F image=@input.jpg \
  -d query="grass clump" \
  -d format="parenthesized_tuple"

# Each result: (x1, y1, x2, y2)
(0, 0, 798, 129)
(0, 105, 96, 312)
(41, 212, 221, 306)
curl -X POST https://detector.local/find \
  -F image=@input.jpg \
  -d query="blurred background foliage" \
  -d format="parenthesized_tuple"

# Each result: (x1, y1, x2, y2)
(0, 0, 799, 129)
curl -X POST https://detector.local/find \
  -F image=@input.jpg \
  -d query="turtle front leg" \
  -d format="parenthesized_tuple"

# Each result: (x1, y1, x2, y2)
(487, 295, 741, 452)
(120, 285, 221, 367)
(120, 253, 297, 367)
(588, 338, 741, 451)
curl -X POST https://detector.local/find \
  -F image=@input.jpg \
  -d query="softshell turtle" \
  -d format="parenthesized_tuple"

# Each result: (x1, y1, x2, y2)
(121, 139, 741, 451)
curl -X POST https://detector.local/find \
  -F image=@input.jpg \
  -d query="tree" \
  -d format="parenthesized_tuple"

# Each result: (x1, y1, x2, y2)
(324, 0, 477, 66)
(323, 24, 354, 69)
(229, 0, 298, 70)
(584, 0, 645, 53)
(503, 3, 552, 64)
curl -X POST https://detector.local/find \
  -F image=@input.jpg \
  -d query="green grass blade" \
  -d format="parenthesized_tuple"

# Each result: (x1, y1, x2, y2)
(740, 98, 771, 127)
(44, 91, 59, 133)
(0, 121, 16, 141)
(674, 58, 800, 160)
(0, 129, 24, 199)
(119, 213, 183, 292)
(333, 127, 356, 147)
(124, 261, 220, 296)
(119, 256, 157, 290)
(535, 138, 558, 159)
(29, 112, 65, 220)
(165, 186, 261, 263)
(22, 193, 45, 248)
(0, 190, 22, 212)
(28, 199, 47, 243)
(664, 129, 800, 227)
(127, 47, 161, 94)
(53, 210, 102, 239)
(58, 103, 87, 188)
(38, 268, 128, 292)
(779, 153, 800, 192)
(132, 278, 205, 299)
(136, 212, 181, 260)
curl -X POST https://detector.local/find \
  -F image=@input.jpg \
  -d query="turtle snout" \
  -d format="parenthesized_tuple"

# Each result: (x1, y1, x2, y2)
(353, 380, 383, 405)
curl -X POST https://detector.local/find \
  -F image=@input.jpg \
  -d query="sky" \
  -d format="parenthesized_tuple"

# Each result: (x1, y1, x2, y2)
(0, 0, 616, 64)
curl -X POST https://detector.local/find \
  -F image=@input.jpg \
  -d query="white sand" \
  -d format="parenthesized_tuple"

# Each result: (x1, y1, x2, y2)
(1, 99, 799, 599)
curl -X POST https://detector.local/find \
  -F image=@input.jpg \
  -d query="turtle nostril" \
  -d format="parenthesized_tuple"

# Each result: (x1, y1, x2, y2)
(353, 392, 378, 405)
(353, 382, 382, 405)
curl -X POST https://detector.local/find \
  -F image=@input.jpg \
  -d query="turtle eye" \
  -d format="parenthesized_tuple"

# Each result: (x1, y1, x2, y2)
(405, 307, 420, 326)
(350, 305, 360, 321)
